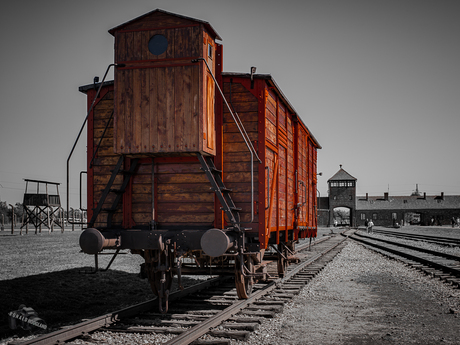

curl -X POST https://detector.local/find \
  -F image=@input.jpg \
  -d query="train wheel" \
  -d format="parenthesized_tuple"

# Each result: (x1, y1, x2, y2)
(235, 256, 254, 299)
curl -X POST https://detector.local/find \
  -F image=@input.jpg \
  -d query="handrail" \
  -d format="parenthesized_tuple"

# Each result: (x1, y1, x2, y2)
(80, 171, 87, 211)
(66, 63, 124, 225)
(265, 167, 270, 210)
(192, 58, 261, 224)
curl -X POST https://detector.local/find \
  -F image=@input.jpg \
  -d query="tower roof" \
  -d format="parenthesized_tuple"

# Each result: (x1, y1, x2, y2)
(328, 166, 357, 182)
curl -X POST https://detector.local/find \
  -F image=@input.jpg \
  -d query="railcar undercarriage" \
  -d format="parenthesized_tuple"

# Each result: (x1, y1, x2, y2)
(79, 227, 298, 312)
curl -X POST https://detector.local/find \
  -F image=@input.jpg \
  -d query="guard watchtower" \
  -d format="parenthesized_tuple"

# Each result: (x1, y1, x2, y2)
(328, 165, 357, 227)
(22, 179, 64, 232)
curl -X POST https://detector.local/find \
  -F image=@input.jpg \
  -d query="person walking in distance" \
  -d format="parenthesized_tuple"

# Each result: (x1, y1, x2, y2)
(368, 219, 374, 234)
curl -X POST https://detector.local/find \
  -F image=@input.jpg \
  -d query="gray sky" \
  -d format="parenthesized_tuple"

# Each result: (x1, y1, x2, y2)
(0, 0, 459, 207)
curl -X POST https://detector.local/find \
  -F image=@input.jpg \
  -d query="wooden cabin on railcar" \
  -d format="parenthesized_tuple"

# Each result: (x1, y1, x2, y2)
(77, 9, 320, 309)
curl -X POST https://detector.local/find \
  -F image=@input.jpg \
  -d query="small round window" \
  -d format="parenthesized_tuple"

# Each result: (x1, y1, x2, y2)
(148, 34, 168, 55)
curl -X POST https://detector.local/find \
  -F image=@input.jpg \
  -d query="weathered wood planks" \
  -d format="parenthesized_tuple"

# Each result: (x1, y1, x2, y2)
(111, 11, 218, 156)
(221, 74, 320, 247)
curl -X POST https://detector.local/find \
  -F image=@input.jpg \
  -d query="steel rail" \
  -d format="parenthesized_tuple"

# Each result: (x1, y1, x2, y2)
(15, 234, 342, 345)
(165, 234, 348, 345)
(350, 234, 460, 277)
(355, 232, 460, 262)
(372, 229, 460, 246)
(295, 235, 332, 251)
(14, 277, 228, 345)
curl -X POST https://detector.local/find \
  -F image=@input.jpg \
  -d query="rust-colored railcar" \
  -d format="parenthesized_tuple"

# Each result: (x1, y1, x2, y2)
(77, 9, 320, 310)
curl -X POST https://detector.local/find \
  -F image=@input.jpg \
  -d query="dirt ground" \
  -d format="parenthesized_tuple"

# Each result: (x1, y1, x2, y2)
(0, 230, 200, 341)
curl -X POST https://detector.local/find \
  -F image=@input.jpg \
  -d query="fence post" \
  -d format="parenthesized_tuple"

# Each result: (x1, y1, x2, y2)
(1, 214, 4, 231)
(60, 208, 65, 233)
(19, 212, 22, 236)
(9, 204, 14, 234)
(71, 208, 75, 231)
(34, 208, 38, 235)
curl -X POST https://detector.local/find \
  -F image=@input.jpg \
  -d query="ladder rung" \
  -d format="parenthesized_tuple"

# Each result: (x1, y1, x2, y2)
(211, 187, 233, 193)
(230, 207, 242, 211)
(210, 167, 222, 174)
(102, 208, 116, 213)
(120, 170, 135, 175)
(109, 189, 124, 194)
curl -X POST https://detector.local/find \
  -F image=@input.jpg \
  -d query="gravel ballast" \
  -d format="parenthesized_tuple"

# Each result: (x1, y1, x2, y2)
(2, 229, 460, 344)
(235, 240, 460, 345)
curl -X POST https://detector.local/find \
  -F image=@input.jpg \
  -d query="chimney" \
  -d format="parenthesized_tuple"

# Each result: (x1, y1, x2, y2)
(366, 193, 368, 201)
(441, 192, 444, 200)
(423, 192, 426, 199)
(384, 192, 389, 201)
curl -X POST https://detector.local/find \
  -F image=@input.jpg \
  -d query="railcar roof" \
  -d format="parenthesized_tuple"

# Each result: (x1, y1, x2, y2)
(222, 72, 321, 149)
(78, 81, 114, 94)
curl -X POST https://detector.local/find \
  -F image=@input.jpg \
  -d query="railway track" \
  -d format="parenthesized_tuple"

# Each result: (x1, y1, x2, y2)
(350, 231, 460, 288)
(12, 232, 349, 345)
(372, 228, 460, 247)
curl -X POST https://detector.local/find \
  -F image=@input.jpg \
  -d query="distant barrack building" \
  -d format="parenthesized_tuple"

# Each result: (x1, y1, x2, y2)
(317, 166, 460, 227)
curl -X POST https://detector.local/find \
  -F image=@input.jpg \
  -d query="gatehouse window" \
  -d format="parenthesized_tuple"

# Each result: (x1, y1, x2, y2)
(372, 213, 378, 220)
(361, 213, 366, 220)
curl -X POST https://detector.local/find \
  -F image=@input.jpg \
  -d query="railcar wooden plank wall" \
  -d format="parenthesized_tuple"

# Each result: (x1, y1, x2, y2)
(221, 74, 319, 249)
(84, 86, 121, 228)
(83, 85, 217, 230)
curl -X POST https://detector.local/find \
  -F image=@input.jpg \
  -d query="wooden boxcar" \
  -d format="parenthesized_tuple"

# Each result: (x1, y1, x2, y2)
(78, 9, 320, 310)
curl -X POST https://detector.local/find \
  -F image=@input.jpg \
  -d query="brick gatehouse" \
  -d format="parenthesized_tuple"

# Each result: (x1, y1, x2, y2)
(317, 166, 460, 227)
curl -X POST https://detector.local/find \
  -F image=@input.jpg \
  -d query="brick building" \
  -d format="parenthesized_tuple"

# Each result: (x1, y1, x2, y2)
(318, 167, 460, 227)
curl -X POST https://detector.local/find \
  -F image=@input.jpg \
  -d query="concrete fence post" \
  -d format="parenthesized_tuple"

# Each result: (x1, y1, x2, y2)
(9, 204, 14, 234)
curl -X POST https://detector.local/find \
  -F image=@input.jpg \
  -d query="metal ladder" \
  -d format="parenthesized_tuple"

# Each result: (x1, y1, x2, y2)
(197, 153, 241, 229)
(88, 156, 139, 228)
